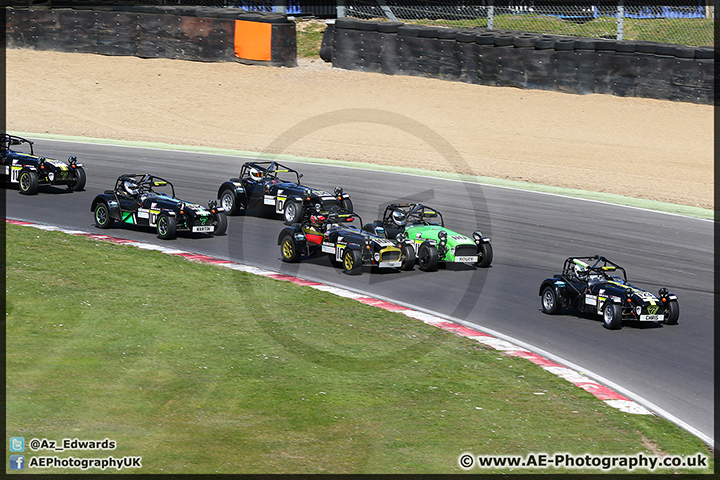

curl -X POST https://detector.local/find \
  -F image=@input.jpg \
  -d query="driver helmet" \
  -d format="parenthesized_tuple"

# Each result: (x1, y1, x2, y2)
(391, 210, 406, 226)
(310, 213, 326, 228)
(123, 180, 138, 196)
(574, 264, 587, 279)
(249, 167, 263, 180)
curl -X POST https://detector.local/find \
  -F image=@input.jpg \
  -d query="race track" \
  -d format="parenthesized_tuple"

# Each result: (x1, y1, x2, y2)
(5, 137, 713, 444)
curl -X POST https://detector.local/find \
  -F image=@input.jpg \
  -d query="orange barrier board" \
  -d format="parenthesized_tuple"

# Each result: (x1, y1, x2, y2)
(234, 20, 271, 61)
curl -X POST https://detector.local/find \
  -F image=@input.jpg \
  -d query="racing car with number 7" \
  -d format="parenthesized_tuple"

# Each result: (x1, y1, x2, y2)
(363, 203, 492, 271)
(91, 173, 227, 240)
(538, 255, 679, 330)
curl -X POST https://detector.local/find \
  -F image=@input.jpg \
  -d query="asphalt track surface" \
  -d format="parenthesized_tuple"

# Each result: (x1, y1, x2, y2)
(5, 137, 714, 445)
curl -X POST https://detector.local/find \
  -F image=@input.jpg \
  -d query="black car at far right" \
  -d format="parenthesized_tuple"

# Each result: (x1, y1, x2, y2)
(539, 255, 679, 330)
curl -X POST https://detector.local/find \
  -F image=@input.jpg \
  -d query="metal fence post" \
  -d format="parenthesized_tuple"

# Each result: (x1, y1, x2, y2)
(617, 0, 624, 40)
(488, 0, 494, 29)
(338, 0, 345, 18)
(276, 0, 286, 14)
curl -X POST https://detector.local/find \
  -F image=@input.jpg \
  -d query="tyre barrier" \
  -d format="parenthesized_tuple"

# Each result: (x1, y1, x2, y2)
(326, 22, 713, 104)
(6, 5, 297, 67)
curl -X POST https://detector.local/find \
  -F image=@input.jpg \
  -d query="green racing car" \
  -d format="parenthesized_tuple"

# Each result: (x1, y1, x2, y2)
(363, 203, 493, 271)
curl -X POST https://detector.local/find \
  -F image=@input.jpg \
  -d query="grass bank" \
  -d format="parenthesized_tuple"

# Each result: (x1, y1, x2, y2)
(5, 224, 712, 474)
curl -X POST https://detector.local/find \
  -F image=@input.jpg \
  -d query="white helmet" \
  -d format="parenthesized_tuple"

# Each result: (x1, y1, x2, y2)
(124, 180, 138, 196)
(574, 264, 587, 279)
(391, 210, 406, 226)
(249, 168, 263, 180)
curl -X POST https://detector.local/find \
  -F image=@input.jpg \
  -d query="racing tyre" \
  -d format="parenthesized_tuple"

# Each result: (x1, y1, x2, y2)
(69, 166, 86, 191)
(602, 303, 623, 330)
(19, 170, 38, 195)
(156, 213, 177, 240)
(93, 201, 114, 229)
(417, 242, 438, 272)
(280, 235, 300, 263)
(476, 242, 493, 268)
(541, 286, 561, 314)
(284, 201, 303, 224)
(663, 300, 679, 325)
(213, 211, 227, 236)
(219, 189, 240, 216)
(400, 243, 416, 271)
(341, 198, 354, 212)
(342, 248, 363, 275)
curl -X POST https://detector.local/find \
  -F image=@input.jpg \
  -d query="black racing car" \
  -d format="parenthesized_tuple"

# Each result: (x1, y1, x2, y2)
(2, 134, 86, 194)
(91, 174, 227, 240)
(217, 161, 353, 223)
(277, 206, 416, 275)
(539, 255, 680, 330)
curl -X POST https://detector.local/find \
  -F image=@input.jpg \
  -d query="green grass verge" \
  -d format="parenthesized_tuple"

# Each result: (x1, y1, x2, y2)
(5, 224, 713, 474)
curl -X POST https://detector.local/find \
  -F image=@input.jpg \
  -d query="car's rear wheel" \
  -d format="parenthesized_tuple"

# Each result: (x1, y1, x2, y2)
(213, 211, 227, 236)
(220, 189, 239, 216)
(342, 248, 362, 275)
(400, 244, 416, 271)
(476, 242, 493, 268)
(280, 235, 300, 263)
(284, 201, 303, 224)
(663, 300, 680, 325)
(93, 201, 114, 229)
(19, 170, 38, 195)
(541, 286, 561, 314)
(157, 213, 177, 240)
(602, 303, 623, 330)
(417, 242, 438, 272)
(69, 166, 86, 191)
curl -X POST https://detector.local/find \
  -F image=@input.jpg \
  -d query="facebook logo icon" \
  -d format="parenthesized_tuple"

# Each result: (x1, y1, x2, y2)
(10, 455, 25, 470)
(10, 437, 25, 452)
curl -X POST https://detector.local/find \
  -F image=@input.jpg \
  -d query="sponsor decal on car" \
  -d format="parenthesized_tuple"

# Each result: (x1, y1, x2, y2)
(321, 242, 336, 254)
(455, 255, 478, 263)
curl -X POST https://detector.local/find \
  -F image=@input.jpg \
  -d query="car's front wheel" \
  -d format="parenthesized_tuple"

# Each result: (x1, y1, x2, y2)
(19, 170, 39, 195)
(476, 242, 493, 268)
(602, 303, 623, 330)
(213, 211, 227, 236)
(541, 286, 561, 314)
(341, 198, 354, 212)
(280, 235, 300, 263)
(284, 201, 303, 224)
(663, 300, 680, 325)
(400, 244, 416, 271)
(69, 166, 86, 191)
(156, 213, 177, 240)
(93, 201, 114, 229)
(220, 189, 240, 216)
(342, 248, 362, 275)
(417, 242, 438, 272)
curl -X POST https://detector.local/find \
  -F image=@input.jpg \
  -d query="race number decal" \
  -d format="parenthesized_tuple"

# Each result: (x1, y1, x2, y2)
(275, 195, 287, 214)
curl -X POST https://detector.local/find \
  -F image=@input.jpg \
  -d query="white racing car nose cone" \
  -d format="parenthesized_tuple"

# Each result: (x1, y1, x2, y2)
(48, 172, 54, 181)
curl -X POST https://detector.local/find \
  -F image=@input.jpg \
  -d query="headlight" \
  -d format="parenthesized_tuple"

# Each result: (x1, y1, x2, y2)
(334, 186, 343, 196)
(625, 288, 633, 303)
(395, 232, 405, 242)
(438, 230, 447, 245)
(208, 199, 217, 209)
(658, 287, 668, 297)
(472, 230, 483, 243)
(315, 203, 322, 211)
